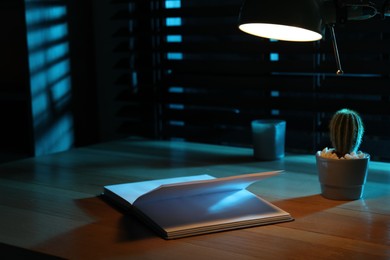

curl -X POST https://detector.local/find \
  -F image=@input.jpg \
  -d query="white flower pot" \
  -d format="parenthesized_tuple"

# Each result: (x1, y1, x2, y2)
(315, 154, 370, 200)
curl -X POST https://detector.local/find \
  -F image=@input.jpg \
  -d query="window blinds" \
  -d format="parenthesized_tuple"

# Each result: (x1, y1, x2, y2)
(111, 0, 390, 161)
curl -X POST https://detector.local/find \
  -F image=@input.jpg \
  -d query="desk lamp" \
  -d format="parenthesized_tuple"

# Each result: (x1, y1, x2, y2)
(238, 0, 390, 75)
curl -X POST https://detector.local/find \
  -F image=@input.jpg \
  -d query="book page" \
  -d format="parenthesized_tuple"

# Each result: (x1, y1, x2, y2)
(104, 174, 215, 204)
(135, 187, 291, 236)
(134, 171, 283, 206)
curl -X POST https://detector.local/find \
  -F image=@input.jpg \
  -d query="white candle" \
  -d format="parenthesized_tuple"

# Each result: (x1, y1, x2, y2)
(251, 119, 286, 160)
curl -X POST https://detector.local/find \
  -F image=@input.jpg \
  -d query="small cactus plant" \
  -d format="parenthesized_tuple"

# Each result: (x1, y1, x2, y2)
(329, 108, 364, 158)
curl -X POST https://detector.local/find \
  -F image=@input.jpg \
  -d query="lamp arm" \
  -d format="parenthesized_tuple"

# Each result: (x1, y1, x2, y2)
(329, 25, 343, 75)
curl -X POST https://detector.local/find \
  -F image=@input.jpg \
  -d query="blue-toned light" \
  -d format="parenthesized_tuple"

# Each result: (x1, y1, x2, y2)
(209, 190, 252, 213)
(26, 6, 66, 25)
(52, 77, 71, 104)
(165, 0, 181, 9)
(25, 1, 74, 156)
(27, 23, 68, 50)
(47, 60, 69, 84)
(132, 72, 138, 86)
(27, 31, 45, 49)
(132, 72, 138, 92)
(29, 52, 45, 73)
(270, 53, 279, 61)
(32, 92, 49, 119)
(271, 109, 280, 115)
(30, 71, 47, 96)
(167, 35, 182, 42)
(48, 23, 68, 40)
(166, 17, 182, 26)
(168, 87, 184, 93)
(35, 113, 74, 155)
(167, 52, 183, 60)
(47, 42, 69, 61)
(29, 43, 69, 73)
(169, 120, 185, 126)
(169, 104, 184, 110)
(271, 91, 279, 97)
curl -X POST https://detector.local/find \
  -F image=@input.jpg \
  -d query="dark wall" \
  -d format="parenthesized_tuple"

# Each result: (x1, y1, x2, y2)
(67, 0, 99, 147)
(0, 0, 34, 159)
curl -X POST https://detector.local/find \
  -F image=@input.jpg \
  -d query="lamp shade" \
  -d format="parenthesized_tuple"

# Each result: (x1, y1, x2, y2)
(238, 0, 323, 42)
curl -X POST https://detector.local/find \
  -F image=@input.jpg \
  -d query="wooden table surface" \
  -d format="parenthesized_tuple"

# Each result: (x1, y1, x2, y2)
(0, 138, 389, 259)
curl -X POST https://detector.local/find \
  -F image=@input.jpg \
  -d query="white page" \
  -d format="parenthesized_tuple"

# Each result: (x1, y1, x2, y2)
(104, 174, 214, 204)
(134, 171, 283, 205)
(136, 188, 290, 233)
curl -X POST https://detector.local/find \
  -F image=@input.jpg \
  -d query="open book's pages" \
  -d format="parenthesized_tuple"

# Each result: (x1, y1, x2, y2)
(103, 171, 293, 239)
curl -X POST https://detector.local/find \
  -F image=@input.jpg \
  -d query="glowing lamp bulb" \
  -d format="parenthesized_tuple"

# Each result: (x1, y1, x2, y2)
(239, 23, 322, 42)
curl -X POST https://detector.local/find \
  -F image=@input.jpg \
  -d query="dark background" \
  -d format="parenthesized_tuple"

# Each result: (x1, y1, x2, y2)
(1, 0, 389, 163)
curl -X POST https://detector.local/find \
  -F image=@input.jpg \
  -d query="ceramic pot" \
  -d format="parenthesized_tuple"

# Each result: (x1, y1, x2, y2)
(315, 154, 370, 200)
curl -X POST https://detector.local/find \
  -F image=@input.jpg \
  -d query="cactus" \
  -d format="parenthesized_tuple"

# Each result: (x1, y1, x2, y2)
(329, 108, 364, 158)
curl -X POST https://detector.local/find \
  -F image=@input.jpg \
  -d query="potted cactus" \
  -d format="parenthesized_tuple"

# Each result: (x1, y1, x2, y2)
(316, 108, 370, 200)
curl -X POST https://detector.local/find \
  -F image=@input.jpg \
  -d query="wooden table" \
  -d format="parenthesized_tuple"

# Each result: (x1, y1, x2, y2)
(0, 138, 389, 259)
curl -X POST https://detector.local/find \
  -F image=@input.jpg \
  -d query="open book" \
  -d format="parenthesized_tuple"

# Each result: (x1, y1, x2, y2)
(102, 171, 293, 239)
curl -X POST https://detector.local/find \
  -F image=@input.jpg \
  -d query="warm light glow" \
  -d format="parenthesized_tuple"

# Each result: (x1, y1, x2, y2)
(239, 23, 322, 42)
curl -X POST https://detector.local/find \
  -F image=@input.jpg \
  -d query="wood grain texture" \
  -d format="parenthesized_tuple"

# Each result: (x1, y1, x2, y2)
(0, 138, 389, 259)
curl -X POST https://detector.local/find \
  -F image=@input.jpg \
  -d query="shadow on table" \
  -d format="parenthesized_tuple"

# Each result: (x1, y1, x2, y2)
(31, 196, 164, 259)
(272, 194, 349, 219)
